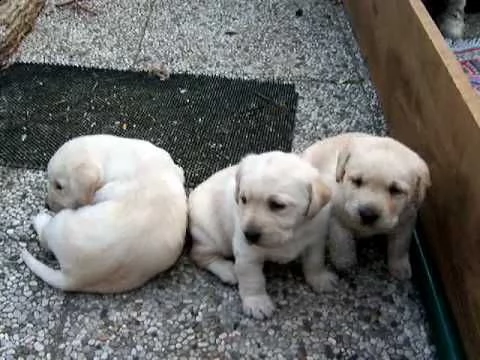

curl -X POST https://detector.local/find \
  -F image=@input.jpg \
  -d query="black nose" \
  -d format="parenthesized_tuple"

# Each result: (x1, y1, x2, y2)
(358, 206, 379, 226)
(44, 202, 51, 211)
(244, 230, 261, 244)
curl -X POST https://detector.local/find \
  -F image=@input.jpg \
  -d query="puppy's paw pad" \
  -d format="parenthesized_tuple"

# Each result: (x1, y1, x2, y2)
(388, 258, 412, 280)
(242, 295, 275, 320)
(32, 213, 52, 234)
(307, 271, 338, 293)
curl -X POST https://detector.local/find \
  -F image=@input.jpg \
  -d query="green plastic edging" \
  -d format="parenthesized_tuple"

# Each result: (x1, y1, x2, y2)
(411, 228, 467, 360)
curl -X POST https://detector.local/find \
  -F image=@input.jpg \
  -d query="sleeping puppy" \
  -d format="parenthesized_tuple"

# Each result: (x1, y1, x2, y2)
(189, 151, 335, 319)
(21, 134, 187, 293)
(302, 133, 431, 280)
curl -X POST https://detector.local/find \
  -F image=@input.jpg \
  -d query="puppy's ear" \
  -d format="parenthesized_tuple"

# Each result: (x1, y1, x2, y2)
(235, 154, 255, 203)
(305, 177, 331, 218)
(413, 159, 431, 205)
(75, 162, 103, 206)
(175, 164, 185, 185)
(234, 163, 242, 204)
(335, 148, 350, 183)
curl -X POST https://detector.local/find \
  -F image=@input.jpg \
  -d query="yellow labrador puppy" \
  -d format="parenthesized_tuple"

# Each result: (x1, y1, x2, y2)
(189, 151, 335, 319)
(302, 133, 431, 280)
(21, 134, 187, 293)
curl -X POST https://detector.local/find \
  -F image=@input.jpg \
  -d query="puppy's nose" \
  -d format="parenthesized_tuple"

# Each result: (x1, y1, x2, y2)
(358, 206, 379, 226)
(44, 202, 51, 211)
(244, 230, 261, 244)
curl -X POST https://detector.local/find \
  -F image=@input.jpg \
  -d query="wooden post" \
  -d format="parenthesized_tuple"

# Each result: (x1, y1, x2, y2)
(343, 0, 480, 358)
(0, 0, 45, 68)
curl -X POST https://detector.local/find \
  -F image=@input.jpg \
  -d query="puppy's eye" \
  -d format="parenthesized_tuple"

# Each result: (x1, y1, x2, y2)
(268, 199, 286, 211)
(388, 184, 404, 196)
(240, 195, 247, 204)
(351, 177, 363, 187)
(54, 181, 63, 191)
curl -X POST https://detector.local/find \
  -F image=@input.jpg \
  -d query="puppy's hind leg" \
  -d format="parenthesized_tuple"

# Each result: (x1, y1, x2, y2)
(21, 249, 72, 291)
(190, 227, 237, 285)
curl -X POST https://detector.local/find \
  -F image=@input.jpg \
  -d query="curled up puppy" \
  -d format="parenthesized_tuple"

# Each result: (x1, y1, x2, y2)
(302, 133, 431, 280)
(189, 151, 336, 320)
(21, 134, 188, 293)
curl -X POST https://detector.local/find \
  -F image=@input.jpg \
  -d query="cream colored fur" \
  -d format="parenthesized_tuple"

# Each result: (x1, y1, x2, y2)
(21, 134, 187, 293)
(302, 132, 431, 280)
(189, 151, 335, 319)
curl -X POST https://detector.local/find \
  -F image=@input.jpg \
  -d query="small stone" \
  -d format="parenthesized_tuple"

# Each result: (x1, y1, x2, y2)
(33, 342, 44, 352)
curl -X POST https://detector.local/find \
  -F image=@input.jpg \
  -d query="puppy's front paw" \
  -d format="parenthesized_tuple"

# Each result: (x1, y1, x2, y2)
(242, 295, 275, 320)
(306, 270, 338, 293)
(32, 213, 52, 235)
(388, 256, 412, 280)
(206, 260, 238, 285)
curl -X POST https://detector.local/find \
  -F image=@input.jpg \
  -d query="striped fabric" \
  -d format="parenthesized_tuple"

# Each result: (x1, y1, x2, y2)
(448, 38, 480, 94)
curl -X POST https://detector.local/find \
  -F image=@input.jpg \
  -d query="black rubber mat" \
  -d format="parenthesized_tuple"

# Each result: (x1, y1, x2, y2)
(0, 63, 297, 187)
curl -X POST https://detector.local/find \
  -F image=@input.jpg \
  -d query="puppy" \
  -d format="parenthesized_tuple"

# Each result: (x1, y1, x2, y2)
(424, 0, 466, 39)
(189, 151, 335, 319)
(302, 133, 431, 280)
(21, 134, 187, 293)
(438, 0, 466, 39)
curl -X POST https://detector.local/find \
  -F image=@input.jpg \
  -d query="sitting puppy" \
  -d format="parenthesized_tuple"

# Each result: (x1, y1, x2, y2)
(302, 133, 431, 280)
(189, 151, 335, 319)
(21, 134, 187, 293)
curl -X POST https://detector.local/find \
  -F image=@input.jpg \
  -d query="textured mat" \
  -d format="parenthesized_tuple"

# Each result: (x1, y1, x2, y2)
(0, 63, 297, 187)
(448, 38, 480, 94)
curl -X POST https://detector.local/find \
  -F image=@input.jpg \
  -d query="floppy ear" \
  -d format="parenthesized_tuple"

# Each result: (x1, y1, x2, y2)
(75, 161, 103, 206)
(335, 148, 350, 183)
(413, 158, 431, 205)
(305, 176, 332, 218)
(234, 162, 243, 204)
(234, 154, 255, 203)
(174, 164, 185, 185)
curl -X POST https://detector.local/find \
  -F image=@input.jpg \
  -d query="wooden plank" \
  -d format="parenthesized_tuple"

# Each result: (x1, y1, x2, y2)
(343, 0, 480, 358)
(0, 0, 45, 68)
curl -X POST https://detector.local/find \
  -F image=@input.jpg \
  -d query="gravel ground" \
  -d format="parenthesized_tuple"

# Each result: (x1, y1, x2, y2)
(0, 0, 436, 359)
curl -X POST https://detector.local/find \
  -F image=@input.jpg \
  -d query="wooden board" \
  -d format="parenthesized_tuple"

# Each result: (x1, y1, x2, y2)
(0, 0, 45, 68)
(342, 0, 480, 358)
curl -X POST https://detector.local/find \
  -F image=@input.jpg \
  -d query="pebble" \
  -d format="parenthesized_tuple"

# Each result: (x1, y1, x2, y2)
(33, 342, 44, 352)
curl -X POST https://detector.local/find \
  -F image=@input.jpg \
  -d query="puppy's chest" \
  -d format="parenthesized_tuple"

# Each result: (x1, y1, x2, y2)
(264, 238, 310, 264)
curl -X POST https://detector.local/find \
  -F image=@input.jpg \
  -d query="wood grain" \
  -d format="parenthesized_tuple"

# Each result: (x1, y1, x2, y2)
(343, 0, 480, 358)
(0, 0, 45, 68)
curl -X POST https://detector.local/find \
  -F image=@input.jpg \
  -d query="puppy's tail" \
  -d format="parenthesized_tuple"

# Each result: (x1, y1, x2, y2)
(21, 249, 72, 291)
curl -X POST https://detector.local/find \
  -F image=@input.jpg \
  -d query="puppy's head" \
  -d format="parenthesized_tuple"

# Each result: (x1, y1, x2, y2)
(46, 142, 103, 212)
(235, 151, 331, 248)
(334, 137, 431, 233)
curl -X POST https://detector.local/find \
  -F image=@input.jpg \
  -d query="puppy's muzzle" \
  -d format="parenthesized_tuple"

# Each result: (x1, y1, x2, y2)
(244, 229, 261, 245)
(358, 206, 380, 226)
